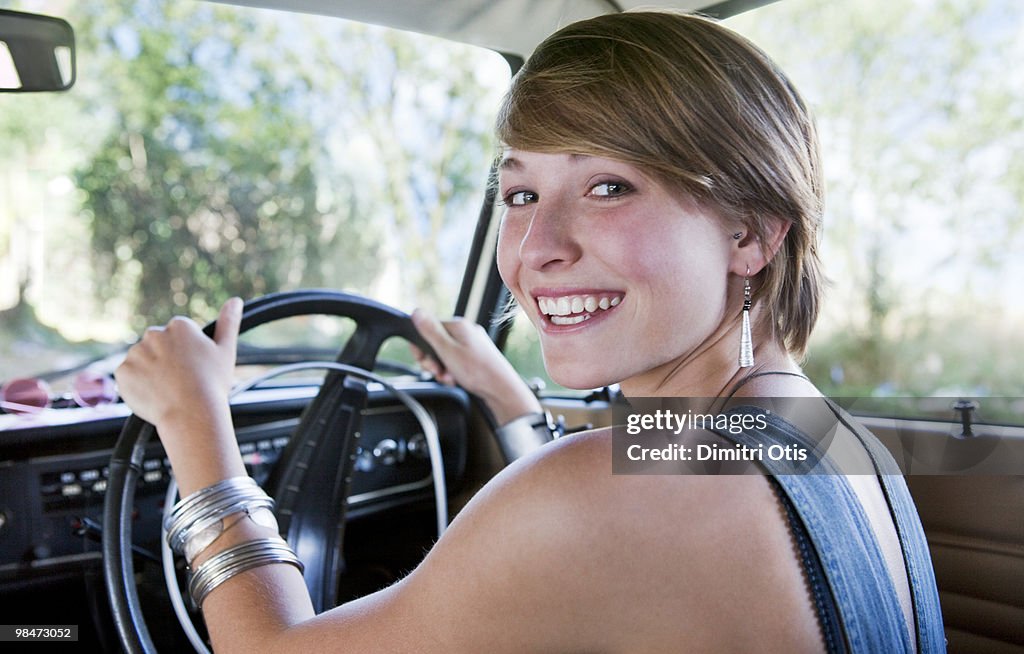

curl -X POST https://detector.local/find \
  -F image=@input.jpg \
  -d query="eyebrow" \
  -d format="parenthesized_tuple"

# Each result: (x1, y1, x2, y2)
(497, 153, 592, 171)
(497, 155, 520, 171)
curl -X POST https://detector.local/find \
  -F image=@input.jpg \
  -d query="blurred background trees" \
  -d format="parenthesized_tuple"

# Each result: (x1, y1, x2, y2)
(504, 0, 1024, 404)
(727, 0, 1023, 398)
(1, 0, 1021, 409)
(1, 0, 505, 375)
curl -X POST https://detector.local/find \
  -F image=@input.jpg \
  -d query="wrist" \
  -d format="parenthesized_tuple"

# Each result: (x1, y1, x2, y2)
(155, 397, 231, 434)
(156, 406, 247, 496)
(481, 385, 543, 426)
(493, 410, 558, 461)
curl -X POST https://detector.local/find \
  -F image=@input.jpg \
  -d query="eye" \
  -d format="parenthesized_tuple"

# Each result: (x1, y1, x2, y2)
(589, 181, 632, 198)
(504, 190, 538, 206)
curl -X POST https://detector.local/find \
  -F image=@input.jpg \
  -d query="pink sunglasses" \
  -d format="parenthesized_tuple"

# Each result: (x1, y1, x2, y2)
(0, 372, 118, 415)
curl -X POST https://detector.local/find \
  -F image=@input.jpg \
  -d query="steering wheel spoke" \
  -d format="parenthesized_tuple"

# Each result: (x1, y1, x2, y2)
(269, 373, 368, 612)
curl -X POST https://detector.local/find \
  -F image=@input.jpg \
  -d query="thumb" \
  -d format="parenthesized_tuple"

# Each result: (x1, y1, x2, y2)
(214, 297, 243, 352)
(411, 308, 454, 350)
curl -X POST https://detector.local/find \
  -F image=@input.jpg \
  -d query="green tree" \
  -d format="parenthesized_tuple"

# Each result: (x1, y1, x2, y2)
(67, 0, 502, 329)
(729, 0, 1024, 396)
(72, 1, 369, 328)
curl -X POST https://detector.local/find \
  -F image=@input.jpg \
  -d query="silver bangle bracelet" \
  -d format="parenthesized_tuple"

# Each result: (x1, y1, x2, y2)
(188, 537, 304, 608)
(494, 411, 558, 461)
(171, 494, 274, 553)
(166, 477, 274, 556)
(165, 477, 259, 536)
(169, 491, 274, 556)
(182, 503, 279, 566)
(165, 477, 258, 531)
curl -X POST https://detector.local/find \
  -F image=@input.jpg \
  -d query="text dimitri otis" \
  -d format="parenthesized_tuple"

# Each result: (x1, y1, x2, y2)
(623, 409, 809, 463)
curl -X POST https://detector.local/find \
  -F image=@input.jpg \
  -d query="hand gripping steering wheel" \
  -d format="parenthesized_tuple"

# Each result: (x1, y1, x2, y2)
(102, 290, 441, 653)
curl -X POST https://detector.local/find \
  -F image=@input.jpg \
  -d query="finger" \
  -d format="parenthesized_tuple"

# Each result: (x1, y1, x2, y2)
(166, 315, 196, 332)
(439, 317, 478, 344)
(422, 358, 446, 379)
(409, 342, 443, 373)
(214, 297, 243, 351)
(411, 346, 443, 376)
(408, 342, 425, 362)
(411, 308, 456, 351)
(136, 326, 166, 355)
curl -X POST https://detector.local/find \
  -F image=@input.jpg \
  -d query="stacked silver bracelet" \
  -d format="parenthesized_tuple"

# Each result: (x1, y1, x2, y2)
(187, 537, 304, 608)
(165, 476, 303, 608)
(165, 476, 274, 563)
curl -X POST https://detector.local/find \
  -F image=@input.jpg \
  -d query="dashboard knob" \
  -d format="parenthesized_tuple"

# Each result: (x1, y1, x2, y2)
(372, 438, 400, 466)
(31, 543, 52, 561)
(406, 433, 429, 459)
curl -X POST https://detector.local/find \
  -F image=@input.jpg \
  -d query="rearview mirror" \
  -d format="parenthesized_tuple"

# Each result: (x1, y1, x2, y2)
(0, 8, 75, 92)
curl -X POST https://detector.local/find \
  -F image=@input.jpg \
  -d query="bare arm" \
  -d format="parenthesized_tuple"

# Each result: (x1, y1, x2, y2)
(113, 299, 576, 653)
(114, 299, 315, 649)
(185, 431, 666, 654)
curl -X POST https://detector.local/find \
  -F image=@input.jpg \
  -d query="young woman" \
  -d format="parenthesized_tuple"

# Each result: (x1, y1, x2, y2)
(116, 12, 944, 653)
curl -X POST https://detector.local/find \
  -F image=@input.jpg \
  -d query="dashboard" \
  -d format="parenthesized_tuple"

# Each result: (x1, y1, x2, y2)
(0, 380, 470, 648)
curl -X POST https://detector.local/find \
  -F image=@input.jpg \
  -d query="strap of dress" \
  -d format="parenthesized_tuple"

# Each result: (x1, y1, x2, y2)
(822, 399, 946, 653)
(709, 407, 916, 653)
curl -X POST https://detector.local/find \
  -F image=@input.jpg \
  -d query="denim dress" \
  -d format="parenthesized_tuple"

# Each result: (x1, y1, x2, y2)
(711, 403, 946, 653)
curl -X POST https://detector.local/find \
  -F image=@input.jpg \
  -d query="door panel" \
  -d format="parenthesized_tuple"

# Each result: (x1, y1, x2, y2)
(539, 399, 1024, 651)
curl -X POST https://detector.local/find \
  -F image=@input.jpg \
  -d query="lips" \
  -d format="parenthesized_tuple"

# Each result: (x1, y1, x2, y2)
(535, 292, 623, 326)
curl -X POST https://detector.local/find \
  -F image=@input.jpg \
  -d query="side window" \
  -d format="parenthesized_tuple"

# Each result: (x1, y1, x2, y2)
(726, 0, 1023, 424)
(504, 0, 1023, 426)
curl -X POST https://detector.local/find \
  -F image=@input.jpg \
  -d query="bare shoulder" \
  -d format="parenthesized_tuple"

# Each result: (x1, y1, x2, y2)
(388, 428, 823, 652)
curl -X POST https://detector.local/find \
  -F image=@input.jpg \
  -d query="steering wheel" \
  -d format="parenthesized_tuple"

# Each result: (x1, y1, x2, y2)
(102, 290, 438, 654)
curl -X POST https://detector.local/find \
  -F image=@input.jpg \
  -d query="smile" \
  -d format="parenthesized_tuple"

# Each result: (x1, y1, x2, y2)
(536, 293, 623, 326)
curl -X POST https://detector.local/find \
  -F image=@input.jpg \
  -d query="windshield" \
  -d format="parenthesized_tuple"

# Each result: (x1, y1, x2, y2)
(0, 0, 511, 380)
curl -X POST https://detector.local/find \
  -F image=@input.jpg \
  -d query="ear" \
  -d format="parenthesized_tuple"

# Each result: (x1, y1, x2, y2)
(729, 217, 792, 276)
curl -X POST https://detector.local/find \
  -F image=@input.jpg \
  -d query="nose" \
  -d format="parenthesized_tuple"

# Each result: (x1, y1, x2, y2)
(517, 201, 582, 272)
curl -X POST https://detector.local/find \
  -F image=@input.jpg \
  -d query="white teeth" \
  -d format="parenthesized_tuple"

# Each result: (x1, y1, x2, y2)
(551, 314, 590, 325)
(535, 293, 624, 318)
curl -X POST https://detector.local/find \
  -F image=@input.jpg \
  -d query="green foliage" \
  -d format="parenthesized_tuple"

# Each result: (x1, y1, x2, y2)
(70, 1, 368, 328)
(507, 0, 1024, 407)
(0, 289, 114, 380)
(727, 0, 1024, 399)
(1, 0, 506, 385)
(0, 0, 505, 336)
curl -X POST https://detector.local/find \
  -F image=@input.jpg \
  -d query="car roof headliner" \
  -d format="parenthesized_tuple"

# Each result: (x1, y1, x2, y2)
(214, 0, 767, 59)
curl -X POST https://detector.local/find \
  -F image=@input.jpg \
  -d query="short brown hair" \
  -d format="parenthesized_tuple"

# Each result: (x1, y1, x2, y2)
(497, 12, 825, 356)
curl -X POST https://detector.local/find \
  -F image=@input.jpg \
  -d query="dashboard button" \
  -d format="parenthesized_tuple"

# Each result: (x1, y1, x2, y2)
(372, 439, 400, 466)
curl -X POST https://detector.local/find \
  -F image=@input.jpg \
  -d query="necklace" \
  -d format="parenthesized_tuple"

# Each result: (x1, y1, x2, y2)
(724, 370, 811, 400)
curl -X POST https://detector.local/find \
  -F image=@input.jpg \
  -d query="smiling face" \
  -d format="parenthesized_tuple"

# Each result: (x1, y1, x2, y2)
(496, 13, 826, 361)
(497, 150, 746, 393)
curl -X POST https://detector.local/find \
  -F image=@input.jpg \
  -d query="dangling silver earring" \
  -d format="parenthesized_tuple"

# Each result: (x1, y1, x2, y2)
(739, 267, 754, 368)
